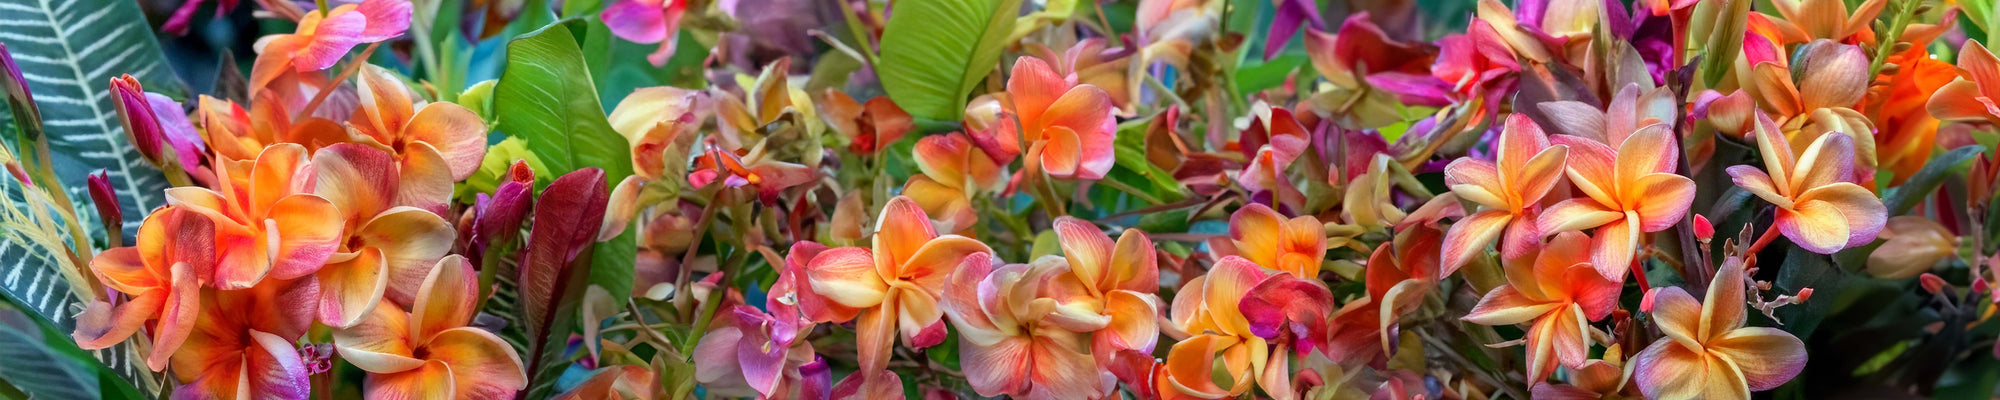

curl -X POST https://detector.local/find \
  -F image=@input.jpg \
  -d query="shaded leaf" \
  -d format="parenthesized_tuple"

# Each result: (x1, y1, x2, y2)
(877, 0, 1025, 120)
(1883, 145, 1981, 215)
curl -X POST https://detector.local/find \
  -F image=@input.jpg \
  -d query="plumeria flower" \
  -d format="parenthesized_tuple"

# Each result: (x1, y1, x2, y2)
(351, 65, 488, 209)
(905, 132, 1008, 233)
(820, 90, 914, 155)
(167, 143, 344, 290)
(73, 207, 211, 371)
(1866, 216, 1958, 279)
(1443, 113, 1568, 272)
(1221, 203, 1326, 278)
(1538, 122, 1695, 280)
(1427, 18, 1520, 111)
(309, 143, 457, 326)
(249, 0, 411, 87)
(608, 86, 705, 181)
(170, 278, 318, 400)
(1133, 0, 1216, 65)
(1732, 39, 1877, 175)
(334, 255, 528, 398)
(1303, 12, 1442, 128)
(1633, 257, 1807, 400)
(1160, 256, 1301, 399)
(1727, 112, 1886, 254)
(599, 0, 688, 66)
(996, 56, 1117, 180)
(694, 242, 831, 399)
(1752, 0, 1884, 44)
(1462, 232, 1622, 383)
(557, 365, 658, 400)
(799, 196, 993, 372)
(688, 140, 816, 204)
(1928, 41, 2000, 127)
(1537, 83, 1679, 146)
(943, 253, 1104, 399)
(195, 95, 349, 162)
(1050, 217, 1163, 364)
(1333, 226, 1443, 363)
(1029, 38, 1137, 113)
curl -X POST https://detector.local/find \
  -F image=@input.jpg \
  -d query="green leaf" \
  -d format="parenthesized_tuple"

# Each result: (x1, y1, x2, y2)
(494, 21, 634, 183)
(877, 0, 1025, 120)
(1236, 52, 1306, 97)
(1774, 246, 1844, 340)
(1883, 145, 1982, 215)
(0, 0, 182, 391)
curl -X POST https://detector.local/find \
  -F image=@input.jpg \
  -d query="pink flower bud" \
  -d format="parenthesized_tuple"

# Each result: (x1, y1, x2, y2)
(1920, 273, 1948, 295)
(0, 43, 34, 107)
(1693, 214, 1714, 242)
(87, 170, 119, 227)
(109, 75, 165, 165)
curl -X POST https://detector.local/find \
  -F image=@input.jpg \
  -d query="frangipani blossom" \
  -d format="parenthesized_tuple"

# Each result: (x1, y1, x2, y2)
(1737, 39, 1878, 173)
(167, 143, 344, 290)
(943, 253, 1103, 400)
(351, 65, 488, 207)
(1532, 344, 1637, 400)
(250, 0, 411, 87)
(1223, 203, 1326, 278)
(1633, 257, 1807, 400)
(800, 196, 993, 372)
(195, 95, 349, 162)
(1161, 257, 1292, 399)
(608, 86, 705, 180)
(820, 90, 914, 155)
(1444, 113, 1568, 272)
(1867, 216, 1957, 279)
(1928, 41, 2000, 126)
(1754, 0, 1885, 44)
(689, 140, 815, 204)
(170, 279, 317, 400)
(905, 132, 1007, 233)
(73, 207, 211, 371)
(1727, 112, 1885, 254)
(599, 0, 688, 66)
(1134, 0, 1217, 65)
(1462, 232, 1621, 383)
(1536, 83, 1679, 146)
(1051, 217, 1162, 364)
(1004, 56, 1117, 180)
(334, 255, 528, 398)
(694, 242, 830, 399)
(310, 143, 457, 326)
(1538, 124, 1695, 280)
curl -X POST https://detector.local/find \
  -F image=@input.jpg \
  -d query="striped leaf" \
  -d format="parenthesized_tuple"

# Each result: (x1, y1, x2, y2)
(0, 0, 182, 393)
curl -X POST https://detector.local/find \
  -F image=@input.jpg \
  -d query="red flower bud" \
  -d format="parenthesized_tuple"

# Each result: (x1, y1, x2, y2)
(1693, 214, 1714, 242)
(87, 170, 120, 227)
(1920, 273, 1948, 295)
(109, 75, 165, 165)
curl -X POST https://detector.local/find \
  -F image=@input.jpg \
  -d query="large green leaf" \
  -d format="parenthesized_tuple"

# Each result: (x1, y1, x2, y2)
(877, 0, 1026, 120)
(494, 22, 635, 183)
(0, 0, 181, 392)
(1883, 145, 1982, 215)
(0, 298, 143, 399)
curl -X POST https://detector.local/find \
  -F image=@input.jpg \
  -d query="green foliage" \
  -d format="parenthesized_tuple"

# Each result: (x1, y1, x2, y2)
(0, 298, 142, 399)
(496, 22, 635, 184)
(1884, 145, 1983, 215)
(877, 0, 1027, 120)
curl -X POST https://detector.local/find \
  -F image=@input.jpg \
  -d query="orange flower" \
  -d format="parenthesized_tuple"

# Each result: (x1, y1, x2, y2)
(1728, 112, 1885, 254)
(942, 253, 1104, 399)
(987, 56, 1117, 180)
(820, 90, 914, 155)
(1050, 217, 1162, 364)
(195, 94, 350, 163)
(904, 132, 1007, 232)
(349, 65, 488, 208)
(1753, 0, 1885, 44)
(1740, 39, 1877, 169)
(334, 255, 528, 398)
(167, 143, 344, 290)
(1443, 113, 1568, 271)
(1929, 41, 2000, 126)
(1223, 203, 1326, 278)
(72, 207, 211, 371)
(1462, 232, 1622, 383)
(799, 196, 992, 372)
(1632, 257, 1807, 400)
(608, 86, 704, 180)
(308, 143, 458, 326)
(1538, 124, 1695, 280)
(170, 279, 317, 400)
(1160, 257, 1290, 399)
(1532, 344, 1637, 399)
(1864, 47, 1954, 184)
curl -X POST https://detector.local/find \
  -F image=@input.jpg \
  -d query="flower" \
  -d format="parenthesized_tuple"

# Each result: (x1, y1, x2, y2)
(1050, 217, 1163, 363)
(1444, 113, 1568, 272)
(556, 365, 658, 400)
(1160, 257, 1291, 399)
(1462, 232, 1622, 383)
(1753, 0, 1885, 43)
(942, 253, 1104, 399)
(1727, 112, 1886, 254)
(351, 65, 488, 209)
(72, 207, 210, 371)
(110, 75, 206, 175)
(688, 140, 816, 204)
(904, 132, 1008, 232)
(1866, 216, 1957, 279)
(308, 143, 458, 326)
(1531, 344, 1637, 399)
(1134, 0, 1216, 65)
(195, 95, 349, 162)
(1222, 203, 1326, 278)
(167, 143, 344, 290)
(693, 242, 829, 398)
(1324, 226, 1442, 364)
(170, 278, 317, 399)
(1928, 41, 2000, 126)
(799, 196, 993, 372)
(1864, 47, 1955, 184)
(1000, 56, 1117, 180)
(820, 90, 914, 155)
(599, 0, 688, 65)
(608, 86, 704, 180)
(1739, 39, 1877, 173)
(1535, 83, 1679, 146)
(1538, 121, 1695, 279)
(334, 255, 528, 398)
(249, 0, 411, 87)
(1632, 257, 1807, 400)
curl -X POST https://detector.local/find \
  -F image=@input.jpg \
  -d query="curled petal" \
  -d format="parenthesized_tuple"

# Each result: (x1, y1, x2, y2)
(334, 303, 423, 374)
(426, 328, 529, 398)
(805, 247, 889, 309)
(1462, 285, 1558, 326)
(411, 255, 477, 343)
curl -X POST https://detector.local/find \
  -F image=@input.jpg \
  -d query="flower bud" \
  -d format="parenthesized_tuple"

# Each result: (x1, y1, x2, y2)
(1693, 214, 1714, 242)
(87, 170, 120, 232)
(110, 75, 166, 165)
(1866, 216, 1957, 279)
(1919, 273, 1947, 295)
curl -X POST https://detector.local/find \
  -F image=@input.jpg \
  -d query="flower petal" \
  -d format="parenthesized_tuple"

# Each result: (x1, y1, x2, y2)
(357, 206, 456, 305)
(1784, 183, 1884, 253)
(312, 143, 399, 227)
(411, 255, 477, 343)
(1630, 173, 1696, 231)
(316, 247, 388, 328)
(363, 359, 456, 400)
(266, 194, 345, 281)
(1443, 210, 1510, 274)
(1632, 339, 1709, 400)
(1707, 327, 1808, 390)
(805, 247, 888, 309)
(961, 335, 1033, 397)
(1537, 198, 1622, 236)
(1054, 217, 1113, 293)
(426, 327, 529, 398)
(404, 102, 489, 180)
(1649, 286, 1704, 350)
(1462, 285, 1559, 326)
(873, 197, 938, 276)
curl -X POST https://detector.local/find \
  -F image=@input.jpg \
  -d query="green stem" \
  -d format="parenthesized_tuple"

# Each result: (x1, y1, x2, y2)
(836, 0, 880, 72)
(1867, 0, 1919, 79)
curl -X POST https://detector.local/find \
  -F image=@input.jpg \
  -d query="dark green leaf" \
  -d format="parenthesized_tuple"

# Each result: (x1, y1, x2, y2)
(494, 22, 635, 182)
(1884, 145, 1982, 215)
(877, 0, 1025, 120)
